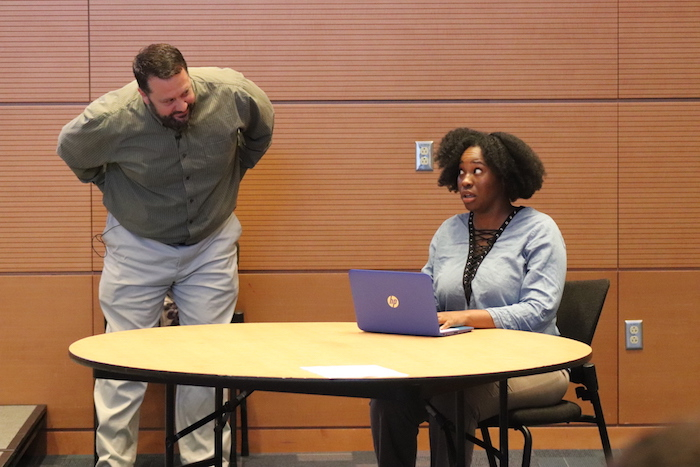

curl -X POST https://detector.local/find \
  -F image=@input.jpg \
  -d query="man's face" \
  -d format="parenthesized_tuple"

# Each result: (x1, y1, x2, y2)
(139, 69, 196, 131)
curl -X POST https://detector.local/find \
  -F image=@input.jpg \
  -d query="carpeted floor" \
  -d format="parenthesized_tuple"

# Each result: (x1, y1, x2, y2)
(39, 449, 614, 467)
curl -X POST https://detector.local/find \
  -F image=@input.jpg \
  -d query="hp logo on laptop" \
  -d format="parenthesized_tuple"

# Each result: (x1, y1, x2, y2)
(387, 295, 400, 308)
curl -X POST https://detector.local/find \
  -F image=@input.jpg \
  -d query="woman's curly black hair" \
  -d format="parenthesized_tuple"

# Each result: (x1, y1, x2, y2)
(435, 127, 546, 201)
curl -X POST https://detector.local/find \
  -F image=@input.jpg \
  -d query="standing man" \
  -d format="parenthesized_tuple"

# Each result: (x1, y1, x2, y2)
(57, 43, 274, 466)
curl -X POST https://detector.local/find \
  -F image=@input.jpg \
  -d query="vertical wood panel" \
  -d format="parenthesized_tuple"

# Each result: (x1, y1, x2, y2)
(619, 102, 700, 268)
(0, 1, 89, 102)
(238, 273, 355, 322)
(87, 0, 617, 100)
(0, 276, 94, 428)
(620, 1, 700, 98)
(0, 106, 94, 273)
(232, 102, 617, 271)
(618, 271, 700, 424)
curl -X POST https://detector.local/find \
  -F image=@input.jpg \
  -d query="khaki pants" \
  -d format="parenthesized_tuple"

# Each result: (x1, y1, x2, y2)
(94, 212, 241, 467)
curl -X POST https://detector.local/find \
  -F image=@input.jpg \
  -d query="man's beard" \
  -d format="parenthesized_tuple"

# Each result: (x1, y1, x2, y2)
(149, 101, 195, 132)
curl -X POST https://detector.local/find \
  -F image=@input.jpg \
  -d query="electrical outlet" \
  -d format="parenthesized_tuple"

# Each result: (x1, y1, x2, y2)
(415, 141, 433, 171)
(625, 319, 643, 350)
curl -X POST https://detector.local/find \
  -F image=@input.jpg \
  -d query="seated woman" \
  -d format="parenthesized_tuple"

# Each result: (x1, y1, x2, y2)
(370, 127, 569, 467)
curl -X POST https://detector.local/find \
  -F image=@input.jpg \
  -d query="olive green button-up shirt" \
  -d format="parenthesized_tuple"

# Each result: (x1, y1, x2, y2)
(57, 67, 274, 245)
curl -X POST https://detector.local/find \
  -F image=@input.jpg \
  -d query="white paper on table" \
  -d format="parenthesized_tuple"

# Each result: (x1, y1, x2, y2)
(301, 364, 408, 379)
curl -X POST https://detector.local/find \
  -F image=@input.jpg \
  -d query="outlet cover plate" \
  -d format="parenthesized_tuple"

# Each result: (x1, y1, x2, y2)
(625, 319, 643, 350)
(415, 141, 433, 171)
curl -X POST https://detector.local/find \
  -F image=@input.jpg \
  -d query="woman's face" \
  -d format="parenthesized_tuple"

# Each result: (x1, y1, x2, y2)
(457, 146, 507, 214)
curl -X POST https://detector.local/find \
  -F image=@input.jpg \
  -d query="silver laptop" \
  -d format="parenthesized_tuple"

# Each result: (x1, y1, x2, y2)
(348, 269, 473, 337)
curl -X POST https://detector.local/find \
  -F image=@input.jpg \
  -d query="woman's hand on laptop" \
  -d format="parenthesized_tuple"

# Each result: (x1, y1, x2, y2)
(438, 310, 496, 330)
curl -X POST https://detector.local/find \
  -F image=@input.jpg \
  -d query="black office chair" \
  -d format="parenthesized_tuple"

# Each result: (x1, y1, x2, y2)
(476, 278, 613, 467)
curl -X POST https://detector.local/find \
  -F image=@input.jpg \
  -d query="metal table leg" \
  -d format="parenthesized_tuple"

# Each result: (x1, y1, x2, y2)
(498, 380, 509, 467)
(455, 390, 466, 467)
(165, 383, 176, 467)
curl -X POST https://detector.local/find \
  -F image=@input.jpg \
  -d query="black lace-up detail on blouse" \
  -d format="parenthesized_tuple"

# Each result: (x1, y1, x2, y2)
(463, 207, 524, 305)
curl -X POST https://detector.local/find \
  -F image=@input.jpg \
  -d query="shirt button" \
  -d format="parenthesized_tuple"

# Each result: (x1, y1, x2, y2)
(189, 199, 194, 204)
(182, 153, 187, 158)
(185, 176, 190, 181)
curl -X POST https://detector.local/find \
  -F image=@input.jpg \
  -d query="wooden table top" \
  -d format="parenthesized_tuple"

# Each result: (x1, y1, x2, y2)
(69, 322, 591, 398)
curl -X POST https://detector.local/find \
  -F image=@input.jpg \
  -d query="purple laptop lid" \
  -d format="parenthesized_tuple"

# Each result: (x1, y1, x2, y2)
(348, 269, 472, 337)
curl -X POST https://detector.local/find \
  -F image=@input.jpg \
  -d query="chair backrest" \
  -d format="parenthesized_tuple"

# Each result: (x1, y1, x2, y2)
(555, 279, 611, 345)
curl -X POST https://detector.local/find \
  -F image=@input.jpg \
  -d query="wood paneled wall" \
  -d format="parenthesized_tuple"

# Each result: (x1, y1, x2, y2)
(619, 102, 700, 267)
(235, 102, 619, 271)
(1, 0, 699, 456)
(84, 1, 619, 101)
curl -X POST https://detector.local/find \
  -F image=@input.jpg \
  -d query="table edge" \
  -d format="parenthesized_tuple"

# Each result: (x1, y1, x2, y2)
(70, 349, 591, 399)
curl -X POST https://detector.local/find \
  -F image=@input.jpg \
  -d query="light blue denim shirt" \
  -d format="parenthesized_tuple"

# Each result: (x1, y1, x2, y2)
(422, 207, 567, 335)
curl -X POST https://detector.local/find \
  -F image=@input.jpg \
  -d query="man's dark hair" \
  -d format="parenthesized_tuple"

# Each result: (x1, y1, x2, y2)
(435, 127, 546, 201)
(132, 43, 188, 94)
